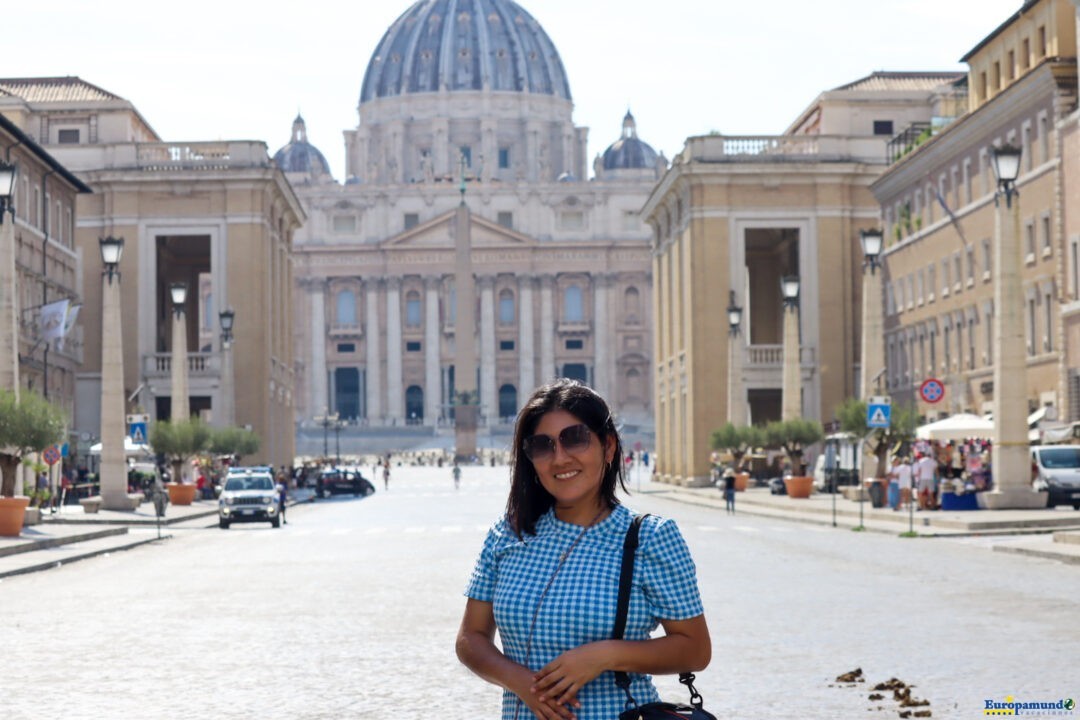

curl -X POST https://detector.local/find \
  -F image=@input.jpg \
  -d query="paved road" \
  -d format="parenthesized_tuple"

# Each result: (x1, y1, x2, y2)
(3, 466, 1077, 719)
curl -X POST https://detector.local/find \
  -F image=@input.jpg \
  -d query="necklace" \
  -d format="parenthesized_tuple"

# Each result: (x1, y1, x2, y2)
(513, 506, 607, 720)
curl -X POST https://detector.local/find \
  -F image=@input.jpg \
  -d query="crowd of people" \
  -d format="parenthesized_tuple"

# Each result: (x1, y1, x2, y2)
(885, 438, 993, 511)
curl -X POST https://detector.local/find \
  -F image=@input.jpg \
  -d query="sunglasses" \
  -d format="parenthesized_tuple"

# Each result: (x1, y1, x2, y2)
(522, 423, 593, 462)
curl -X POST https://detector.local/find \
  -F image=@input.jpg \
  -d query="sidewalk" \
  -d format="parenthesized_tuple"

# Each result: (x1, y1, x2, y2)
(0, 489, 315, 580)
(642, 479, 1080, 564)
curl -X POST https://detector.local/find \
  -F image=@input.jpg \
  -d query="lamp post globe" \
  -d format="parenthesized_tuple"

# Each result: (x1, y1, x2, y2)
(726, 290, 742, 335)
(169, 282, 188, 311)
(860, 228, 884, 273)
(991, 144, 1022, 207)
(0, 160, 16, 211)
(780, 275, 800, 307)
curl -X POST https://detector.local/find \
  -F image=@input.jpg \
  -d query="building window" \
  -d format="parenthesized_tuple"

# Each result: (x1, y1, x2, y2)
(498, 147, 510, 169)
(1025, 220, 1036, 260)
(979, 72, 988, 102)
(404, 213, 419, 230)
(1028, 297, 1037, 355)
(497, 211, 513, 229)
(499, 289, 515, 325)
(992, 61, 1001, 90)
(928, 264, 936, 301)
(563, 285, 584, 322)
(1044, 290, 1054, 352)
(333, 215, 356, 233)
(953, 254, 963, 291)
(406, 340, 422, 352)
(57, 129, 80, 144)
(1007, 50, 1015, 80)
(337, 343, 356, 353)
(1041, 213, 1052, 254)
(966, 246, 976, 285)
(968, 318, 976, 369)
(460, 146, 472, 167)
(1022, 38, 1031, 69)
(499, 339, 515, 351)
(1039, 114, 1050, 164)
(405, 290, 421, 327)
(565, 339, 584, 350)
(982, 238, 992, 279)
(498, 384, 518, 419)
(873, 120, 893, 136)
(943, 325, 951, 372)
(559, 211, 585, 230)
(1038, 26, 1047, 56)
(986, 307, 994, 363)
(336, 290, 357, 326)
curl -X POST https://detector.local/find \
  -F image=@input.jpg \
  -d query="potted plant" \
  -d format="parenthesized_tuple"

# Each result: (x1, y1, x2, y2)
(764, 418, 824, 499)
(149, 418, 211, 505)
(0, 389, 66, 536)
(836, 397, 917, 505)
(710, 423, 764, 491)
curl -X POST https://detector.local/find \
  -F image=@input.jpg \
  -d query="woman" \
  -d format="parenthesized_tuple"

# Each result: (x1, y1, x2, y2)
(456, 379, 711, 720)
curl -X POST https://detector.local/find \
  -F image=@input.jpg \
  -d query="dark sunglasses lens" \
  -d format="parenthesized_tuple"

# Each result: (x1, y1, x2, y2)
(560, 424, 591, 451)
(523, 435, 555, 460)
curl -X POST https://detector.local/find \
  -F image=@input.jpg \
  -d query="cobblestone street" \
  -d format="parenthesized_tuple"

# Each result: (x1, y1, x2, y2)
(3, 466, 1078, 719)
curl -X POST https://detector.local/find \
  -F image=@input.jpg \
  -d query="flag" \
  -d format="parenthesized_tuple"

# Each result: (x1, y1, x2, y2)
(933, 185, 969, 250)
(55, 304, 81, 351)
(39, 299, 70, 342)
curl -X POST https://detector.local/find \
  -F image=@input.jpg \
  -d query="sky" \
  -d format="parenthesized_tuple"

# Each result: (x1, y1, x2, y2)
(7, 0, 1024, 181)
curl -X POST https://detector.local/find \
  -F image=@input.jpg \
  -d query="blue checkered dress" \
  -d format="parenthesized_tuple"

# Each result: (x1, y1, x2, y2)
(465, 505, 704, 720)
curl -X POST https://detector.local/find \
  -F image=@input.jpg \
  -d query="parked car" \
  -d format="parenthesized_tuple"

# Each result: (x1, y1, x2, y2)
(316, 468, 375, 499)
(218, 468, 280, 529)
(1030, 445, 1080, 509)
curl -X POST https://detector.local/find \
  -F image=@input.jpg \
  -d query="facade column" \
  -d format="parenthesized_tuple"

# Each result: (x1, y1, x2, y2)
(170, 304, 190, 422)
(365, 279, 382, 424)
(592, 273, 609, 398)
(518, 275, 535, 397)
(386, 277, 404, 424)
(540, 274, 556, 382)
(781, 301, 802, 421)
(0, 213, 18, 393)
(424, 275, 441, 425)
(479, 276, 496, 423)
(309, 279, 329, 418)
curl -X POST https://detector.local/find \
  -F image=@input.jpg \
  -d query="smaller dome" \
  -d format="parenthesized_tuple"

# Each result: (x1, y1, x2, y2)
(601, 110, 658, 171)
(274, 114, 332, 178)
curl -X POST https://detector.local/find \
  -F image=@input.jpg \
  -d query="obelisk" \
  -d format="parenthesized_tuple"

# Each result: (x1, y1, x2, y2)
(453, 159, 478, 460)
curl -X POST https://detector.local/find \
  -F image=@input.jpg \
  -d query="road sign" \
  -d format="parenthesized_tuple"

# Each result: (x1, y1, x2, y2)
(42, 445, 61, 466)
(867, 396, 891, 429)
(129, 422, 148, 445)
(919, 378, 945, 404)
(126, 414, 150, 425)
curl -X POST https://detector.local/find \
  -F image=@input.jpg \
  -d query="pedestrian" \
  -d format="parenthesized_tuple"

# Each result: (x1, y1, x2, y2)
(382, 461, 390, 491)
(914, 451, 938, 510)
(895, 455, 913, 510)
(456, 379, 711, 720)
(453, 461, 462, 489)
(276, 477, 288, 525)
(721, 467, 736, 514)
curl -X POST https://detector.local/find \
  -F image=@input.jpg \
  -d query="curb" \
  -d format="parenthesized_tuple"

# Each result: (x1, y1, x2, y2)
(0, 534, 172, 580)
(0, 527, 128, 558)
(993, 544, 1080, 565)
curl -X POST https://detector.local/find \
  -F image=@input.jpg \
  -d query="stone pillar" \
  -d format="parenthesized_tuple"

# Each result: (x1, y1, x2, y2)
(986, 192, 1048, 508)
(860, 265, 885, 400)
(366, 280, 382, 424)
(0, 213, 18, 393)
(728, 323, 747, 427)
(518, 276, 535, 397)
(479, 277, 496, 422)
(220, 335, 236, 428)
(100, 270, 128, 510)
(386, 277, 404, 424)
(540, 275, 555, 382)
(781, 303, 801, 421)
(592, 273, 609, 398)
(453, 204, 479, 459)
(309, 280, 328, 418)
(424, 275, 441, 425)
(170, 306, 190, 422)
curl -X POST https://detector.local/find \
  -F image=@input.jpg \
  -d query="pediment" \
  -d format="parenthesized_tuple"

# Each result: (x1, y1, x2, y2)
(383, 209, 538, 249)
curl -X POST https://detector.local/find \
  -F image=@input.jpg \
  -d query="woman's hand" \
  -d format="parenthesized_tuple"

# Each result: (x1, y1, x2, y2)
(509, 666, 581, 720)
(531, 641, 612, 709)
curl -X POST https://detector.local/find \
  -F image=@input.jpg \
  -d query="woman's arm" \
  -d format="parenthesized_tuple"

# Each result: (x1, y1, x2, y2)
(530, 614, 711, 706)
(456, 598, 581, 720)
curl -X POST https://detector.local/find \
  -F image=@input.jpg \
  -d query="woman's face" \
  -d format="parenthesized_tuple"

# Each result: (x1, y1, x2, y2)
(527, 409, 615, 513)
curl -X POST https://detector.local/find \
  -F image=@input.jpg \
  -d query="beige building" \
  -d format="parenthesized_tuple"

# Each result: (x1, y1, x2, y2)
(643, 72, 962, 486)
(0, 77, 305, 468)
(872, 0, 1077, 424)
(280, 0, 660, 447)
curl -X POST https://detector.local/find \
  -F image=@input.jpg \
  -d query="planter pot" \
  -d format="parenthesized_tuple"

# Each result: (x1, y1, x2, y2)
(784, 476, 814, 499)
(735, 473, 750, 492)
(0, 496, 31, 537)
(166, 483, 197, 506)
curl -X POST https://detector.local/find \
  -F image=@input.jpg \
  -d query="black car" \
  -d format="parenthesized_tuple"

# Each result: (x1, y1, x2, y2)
(316, 468, 375, 498)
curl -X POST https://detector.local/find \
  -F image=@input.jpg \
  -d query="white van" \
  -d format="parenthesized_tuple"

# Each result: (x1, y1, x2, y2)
(1030, 445, 1080, 510)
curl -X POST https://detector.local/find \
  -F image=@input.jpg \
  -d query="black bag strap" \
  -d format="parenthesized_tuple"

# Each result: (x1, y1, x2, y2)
(613, 513, 706, 712)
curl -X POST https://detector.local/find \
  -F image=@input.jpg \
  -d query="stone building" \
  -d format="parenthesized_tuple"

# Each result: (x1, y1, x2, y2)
(642, 71, 962, 486)
(0, 77, 304, 469)
(281, 0, 661, 443)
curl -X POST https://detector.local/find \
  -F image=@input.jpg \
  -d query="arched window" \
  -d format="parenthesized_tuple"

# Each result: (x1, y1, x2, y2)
(498, 384, 517, 420)
(406, 290, 422, 327)
(564, 284, 583, 322)
(405, 385, 424, 424)
(447, 286, 457, 324)
(499, 289, 515, 325)
(626, 367, 644, 401)
(336, 289, 356, 326)
(624, 287, 640, 323)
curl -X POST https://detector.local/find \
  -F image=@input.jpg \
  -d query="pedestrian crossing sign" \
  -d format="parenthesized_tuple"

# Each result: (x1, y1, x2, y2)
(130, 422, 148, 445)
(867, 396, 891, 429)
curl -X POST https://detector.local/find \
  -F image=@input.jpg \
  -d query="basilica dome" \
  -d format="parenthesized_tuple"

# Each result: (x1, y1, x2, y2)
(360, 0, 572, 103)
(274, 115, 332, 179)
(602, 111, 659, 171)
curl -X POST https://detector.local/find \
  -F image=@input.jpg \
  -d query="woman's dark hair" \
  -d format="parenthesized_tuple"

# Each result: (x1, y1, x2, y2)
(506, 379, 627, 537)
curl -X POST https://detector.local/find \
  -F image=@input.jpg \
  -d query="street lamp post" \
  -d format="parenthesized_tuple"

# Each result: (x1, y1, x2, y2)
(859, 229, 885, 400)
(99, 236, 130, 510)
(780, 275, 802, 421)
(219, 308, 235, 427)
(313, 409, 339, 464)
(726, 291, 746, 426)
(333, 416, 343, 466)
(169, 282, 189, 423)
(985, 144, 1047, 509)
(0, 160, 19, 394)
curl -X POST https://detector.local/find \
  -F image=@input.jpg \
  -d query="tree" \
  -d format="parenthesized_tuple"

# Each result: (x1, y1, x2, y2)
(208, 426, 261, 462)
(710, 423, 765, 472)
(0, 389, 67, 497)
(149, 418, 212, 483)
(836, 397, 918, 480)
(764, 418, 824, 477)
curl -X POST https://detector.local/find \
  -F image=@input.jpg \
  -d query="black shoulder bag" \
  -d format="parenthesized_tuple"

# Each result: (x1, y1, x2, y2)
(614, 514, 717, 720)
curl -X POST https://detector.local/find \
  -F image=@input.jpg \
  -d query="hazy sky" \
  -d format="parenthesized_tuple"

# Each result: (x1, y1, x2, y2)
(7, 0, 1022, 180)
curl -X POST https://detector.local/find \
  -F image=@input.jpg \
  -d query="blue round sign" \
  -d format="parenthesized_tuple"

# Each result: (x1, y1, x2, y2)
(919, 378, 945, 404)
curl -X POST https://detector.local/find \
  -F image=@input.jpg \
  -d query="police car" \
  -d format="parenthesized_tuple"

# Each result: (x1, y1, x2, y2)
(218, 467, 280, 529)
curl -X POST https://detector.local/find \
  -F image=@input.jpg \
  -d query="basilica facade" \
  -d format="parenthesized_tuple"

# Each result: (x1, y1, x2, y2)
(281, 0, 663, 434)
